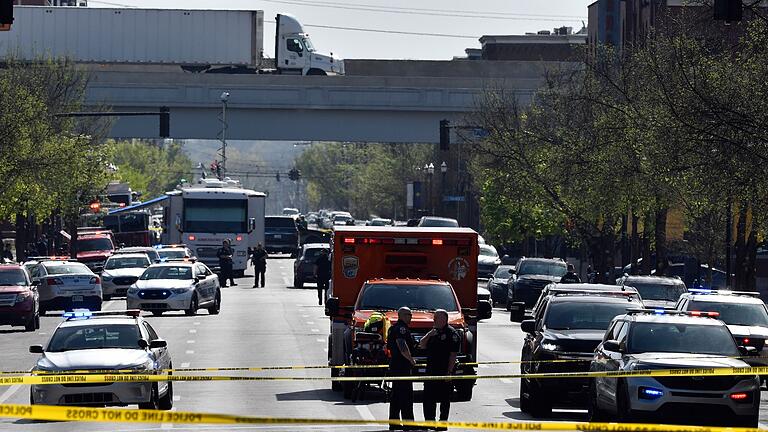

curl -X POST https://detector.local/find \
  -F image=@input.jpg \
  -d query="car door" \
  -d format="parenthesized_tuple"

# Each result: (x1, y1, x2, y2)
(594, 319, 625, 408)
(199, 264, 215, 305)
(601, 320, 629, 412)
(142, 321, 170, 394)
(192, 265, 208, 305)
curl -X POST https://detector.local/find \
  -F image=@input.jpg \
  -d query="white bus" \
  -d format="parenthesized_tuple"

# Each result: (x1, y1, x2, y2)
(161, 179, 265, 276)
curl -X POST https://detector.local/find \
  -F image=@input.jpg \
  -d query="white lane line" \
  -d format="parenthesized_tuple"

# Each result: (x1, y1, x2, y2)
(478, 364, 489, 369)
(187, 340, 196, 344)
(0, 385, 21, 404)
(38, 332, 47, 336)
(500, 378, 515, 384)
(181, 362, 190, 368)
(193, 322, 200, 326)
(160, 407, 177, 429)
(355, 404, 376, 421)
(281, 272, 288, 276)
(306, 321, 314, 325)
(311, 328, 319, 332)
(185, 350, 195, 354)
(282, 277, 290, 286)
(301, 314, 309, 318)
(173, 395, 181, 402)
(189, 329, 197, 334)
(316, 338, 325, 343)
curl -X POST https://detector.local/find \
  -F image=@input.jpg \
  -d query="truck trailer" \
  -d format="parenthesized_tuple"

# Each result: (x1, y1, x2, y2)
(0, 7, 344, 75)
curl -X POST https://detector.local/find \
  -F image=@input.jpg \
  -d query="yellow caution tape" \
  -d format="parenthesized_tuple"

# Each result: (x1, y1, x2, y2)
(0, 403, 760, 431)
(2, 365, 768, 387)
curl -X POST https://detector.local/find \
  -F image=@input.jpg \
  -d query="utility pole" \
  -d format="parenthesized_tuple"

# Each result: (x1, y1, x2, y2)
(219, 92, 230, 178)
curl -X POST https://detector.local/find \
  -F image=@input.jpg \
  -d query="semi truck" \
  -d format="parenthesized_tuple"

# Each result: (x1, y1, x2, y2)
(324, 226, 491, 401)
(0, 7, 344, 75)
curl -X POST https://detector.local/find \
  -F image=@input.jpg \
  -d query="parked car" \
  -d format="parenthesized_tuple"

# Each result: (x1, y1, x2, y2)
(417, 216, 458, 227)
(617, 275, 688, 309)
(264, 216, 300, 256)
(487, 265, 514, 306)
(478, 244, 501, 279)
(293, 243, 330, 289)
(0, 264, 40, 331)
(101, 253, 151, 299)
(507, 257, 567, 321)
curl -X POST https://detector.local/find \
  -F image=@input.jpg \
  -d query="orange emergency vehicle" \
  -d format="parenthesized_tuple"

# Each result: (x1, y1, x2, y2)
(324, 226, 491, 401)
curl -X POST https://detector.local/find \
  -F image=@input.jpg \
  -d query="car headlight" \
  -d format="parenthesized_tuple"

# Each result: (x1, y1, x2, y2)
(34, 357, 57, 372)
(16, 292, 31, 302)
(102, 273, 113, 281)
(171, 288, 189, 294)
(129, 359, 155, 372)
(541, 342, 561, 352)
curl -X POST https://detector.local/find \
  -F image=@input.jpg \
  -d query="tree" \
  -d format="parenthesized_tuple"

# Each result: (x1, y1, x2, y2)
(109, 139, 194, 199)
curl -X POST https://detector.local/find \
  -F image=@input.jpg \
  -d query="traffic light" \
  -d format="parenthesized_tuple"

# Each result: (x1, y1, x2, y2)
(276, 172, 281, 182)
(159, 106, 170, 138)
(288, 168, 301, 181)
(714, 0, 742, 21)
(439, 119, 450, 151)
(89, 200, 101, 213)
(0, 0, 13, 28)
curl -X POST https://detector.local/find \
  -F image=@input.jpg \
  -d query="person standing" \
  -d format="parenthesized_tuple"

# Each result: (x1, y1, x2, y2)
(2, 244, 13, 263)
(387, 307, 416, 431)
(36, 236, 48, 257)
(313, 248, 331, 306)
(250, 243, 268, 288)
(418, 309, 460, 431)
(216, 239, 236, 287)
(560, 263, 581, 284)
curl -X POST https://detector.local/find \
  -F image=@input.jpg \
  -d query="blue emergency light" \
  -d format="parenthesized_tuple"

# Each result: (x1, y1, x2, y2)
(63, 309, 92, 320)
(639, 387, 664, 400)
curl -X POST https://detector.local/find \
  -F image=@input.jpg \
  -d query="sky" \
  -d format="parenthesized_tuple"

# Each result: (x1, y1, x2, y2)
(86, 0, 593, 60)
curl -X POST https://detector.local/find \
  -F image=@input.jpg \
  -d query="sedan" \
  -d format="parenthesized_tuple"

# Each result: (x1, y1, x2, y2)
(127, 262, 220, 316)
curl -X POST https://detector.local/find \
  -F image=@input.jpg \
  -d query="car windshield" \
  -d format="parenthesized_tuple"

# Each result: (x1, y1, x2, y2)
(76, 238, 114, 252)
(479, 245, 498, 257)
(420, 218, 458, 227)
(628, 322, 739, 356)
(357, 283, 458, 311)
(266, 217, 297, 228)
(158, 249, 187, 259)
(687, 301, 768, 327)
(47, 324, 141, 352)
(628, 281, 687, 301)
(494, 265, 514, 278)
(44, 264, 91, 275)
(302, 248, 326, 260)
(105, 257, 150, 270)
(139, 266, 192, 280)
(518, 261, 567, 277)
(0, 269, 27, 286)
(545, 301, 635, 330)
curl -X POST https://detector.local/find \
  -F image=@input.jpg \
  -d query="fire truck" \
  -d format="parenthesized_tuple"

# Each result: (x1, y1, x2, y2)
(324, 226, 490, 401)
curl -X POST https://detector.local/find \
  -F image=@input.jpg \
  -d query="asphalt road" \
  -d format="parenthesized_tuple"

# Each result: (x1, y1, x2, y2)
(0, 256, 766, 431)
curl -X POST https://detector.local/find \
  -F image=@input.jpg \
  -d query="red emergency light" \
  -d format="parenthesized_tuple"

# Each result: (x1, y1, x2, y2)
(689, 311, 720, 317)
(236, 236, 243, 242)
(730, 392, 749, 401)
(188, 235, 196, 241)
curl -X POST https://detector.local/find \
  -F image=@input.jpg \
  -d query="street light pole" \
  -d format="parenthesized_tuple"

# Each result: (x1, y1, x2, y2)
(219, 91, 230, 178)
(427, 163, 435, 215)
(440, 161, 447, 216)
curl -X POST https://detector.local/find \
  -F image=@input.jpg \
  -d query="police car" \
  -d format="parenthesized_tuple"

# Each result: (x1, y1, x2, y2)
(154, 244, 195, 261)
(127, 260, 220, 316)
(25, 258, 102, 314)
(676, 289, 768, 367)
(101, 253, 151, 299)
(29, 310, 173, 409)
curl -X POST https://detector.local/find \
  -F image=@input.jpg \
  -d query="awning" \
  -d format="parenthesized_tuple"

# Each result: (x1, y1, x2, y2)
(108, 195, 168, 215)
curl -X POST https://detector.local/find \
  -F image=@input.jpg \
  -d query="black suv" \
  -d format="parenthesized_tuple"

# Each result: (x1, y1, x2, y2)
(507, 258, 567, 321)
(616, 275, 687, 309)
(519, 286, 644, 417)
(264, 216, 300, 257)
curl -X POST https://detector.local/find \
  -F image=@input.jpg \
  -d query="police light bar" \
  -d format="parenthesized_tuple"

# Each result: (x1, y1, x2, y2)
(689, 288, 760, 297)
(626, 308, 720, 317)
(91, 309, 142, 318)
(165, 257, 197, 263)
(63, 309, 93, 320)
(549, 287, 638, 295)
(27, 256, 72, 261)
(154, 244, 188, 249)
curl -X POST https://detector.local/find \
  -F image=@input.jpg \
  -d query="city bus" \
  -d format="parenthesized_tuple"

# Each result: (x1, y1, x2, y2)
(160, 178, 266, 276)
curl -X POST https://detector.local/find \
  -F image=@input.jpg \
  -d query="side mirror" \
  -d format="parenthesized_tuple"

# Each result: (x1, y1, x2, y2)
(325, 297, 340, 317)
(509, 269, 516, 275)
(137, 339, 149, 349)
(29, 345, 44, 354)
(520, 320, 536, 334)
(603, 340, 623, 353)
(739, 345, 757, 356)
(149, 339, 168, 349)
(31, 280, 40, 286)
(193, 277, 200, 284)
(478, 300, 492, 320)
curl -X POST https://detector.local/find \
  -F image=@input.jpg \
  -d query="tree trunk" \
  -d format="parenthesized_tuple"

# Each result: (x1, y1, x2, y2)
(630, 212, 640, 274)
(620, 214, 629, 267)
(14, 213, 27, 262)
(733, 202, 748, 290)
(745, 225, 758, 291)
(67, 214, 79, 260)
(654, 207, 668, 276)
(641, 215, 652, 275)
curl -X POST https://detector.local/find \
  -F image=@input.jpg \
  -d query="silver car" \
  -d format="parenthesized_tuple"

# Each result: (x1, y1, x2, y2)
(29, 310, 173, 409)
(127, 261, 221, 316)
(101, 254, 151, 299)
(27, 260, 103, 314)
(590, 310, 760, 427)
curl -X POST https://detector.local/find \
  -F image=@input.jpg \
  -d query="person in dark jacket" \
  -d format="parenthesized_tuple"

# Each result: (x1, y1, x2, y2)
(387, 307, 416, 430)
(418, 309, 460, 430)
(560, 263, 581, 284)
(216, 239, 236, 287)
(36, 236, 48, 257)
(250, 243, 268, 288)
(314, 249, 331, 305)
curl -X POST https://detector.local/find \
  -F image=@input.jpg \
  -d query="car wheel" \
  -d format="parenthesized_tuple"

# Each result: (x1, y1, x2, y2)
(519, 377, 531, 413)
(294, 279, 304, 289)
(158, 381, 173, 410)
(453, 379, 474, 402)
(138, 383, 160, 410)
(342, 380, 354, 399)
(207, 291, 221, 315)
(524, 380, 551, 417)
(24, 316, 36, 332)
(185, 294, 198, 316)
(331, 368, 342, 392)
(103, 294, 112, 301)
(34, 314, 40, 330)
(587, 380, 606, 422)
(736, 413, 759, 428)
(616, 380, 633, 422)
(92, 300, 102, 312)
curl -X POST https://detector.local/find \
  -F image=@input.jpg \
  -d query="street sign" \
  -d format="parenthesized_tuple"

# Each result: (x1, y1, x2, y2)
(443, 195, 465, 202)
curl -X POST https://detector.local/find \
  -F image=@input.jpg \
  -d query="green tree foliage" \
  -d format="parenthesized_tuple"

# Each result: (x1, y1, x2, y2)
(296, 142, 432, 219)
(109, 140, 194, 199)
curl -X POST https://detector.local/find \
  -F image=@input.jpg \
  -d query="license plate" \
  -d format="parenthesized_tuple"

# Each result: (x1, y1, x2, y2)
(274, 234, 282, 239)
(72, 296, 83, 302)
(418, 368, 426, 373)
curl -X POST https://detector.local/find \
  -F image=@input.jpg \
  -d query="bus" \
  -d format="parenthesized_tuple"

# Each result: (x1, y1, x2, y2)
(160, 178, 266, 276)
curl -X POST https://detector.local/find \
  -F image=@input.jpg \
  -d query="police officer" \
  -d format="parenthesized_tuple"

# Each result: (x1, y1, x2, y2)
(314, 249, 331, 305)
(216, 239, 236, 287)
(418, 309, 460, 431)
(560, 263, 581, 284)
(387, 306, 416, 431)
(250, 243, 268, 288)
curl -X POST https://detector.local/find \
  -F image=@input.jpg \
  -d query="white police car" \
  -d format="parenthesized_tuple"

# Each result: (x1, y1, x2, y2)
(127, 260, 221, 316)
(29, 310, 173, 409)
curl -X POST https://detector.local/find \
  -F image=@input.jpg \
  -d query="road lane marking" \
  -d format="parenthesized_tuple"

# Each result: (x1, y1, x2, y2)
(160, 407, 177, 429)
(311, 329, 319, 332)
(187, 340, 195, 344)
(302, 314, 309, 318)
(189, 329, 197, 334)
(355, 405, 375, 421)
(194, 322, 200, 326)
(306, 321, 314, 325)
(181, 363, 190, 368)
(283, 277, 290, 286)
(500, 378, 515, 384)
(185, 350, 194, 354)
(316, 338, 325, 343)
(0, 385, 20, 404)
(173, 395, 181, 402)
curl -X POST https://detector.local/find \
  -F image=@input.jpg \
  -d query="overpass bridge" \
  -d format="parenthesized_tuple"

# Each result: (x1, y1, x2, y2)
(85, 60, 565, 143)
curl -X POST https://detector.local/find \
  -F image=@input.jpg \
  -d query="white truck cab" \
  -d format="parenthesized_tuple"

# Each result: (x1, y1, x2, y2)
(275, 14, 344, 76)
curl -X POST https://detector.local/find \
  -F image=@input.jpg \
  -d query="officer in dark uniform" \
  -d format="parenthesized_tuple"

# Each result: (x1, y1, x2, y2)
(216, 239, 236, 287)
(418, 309, 460, 430)
(387, 306, 416, 431)
(560, 263, 581, 284)
(313, 248, 332, 305)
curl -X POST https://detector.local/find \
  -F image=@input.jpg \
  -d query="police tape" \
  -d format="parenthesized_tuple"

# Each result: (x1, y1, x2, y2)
(4, 365, 768, 387)
(0, 403, 760, 431)
(7, 354, 766, 376)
